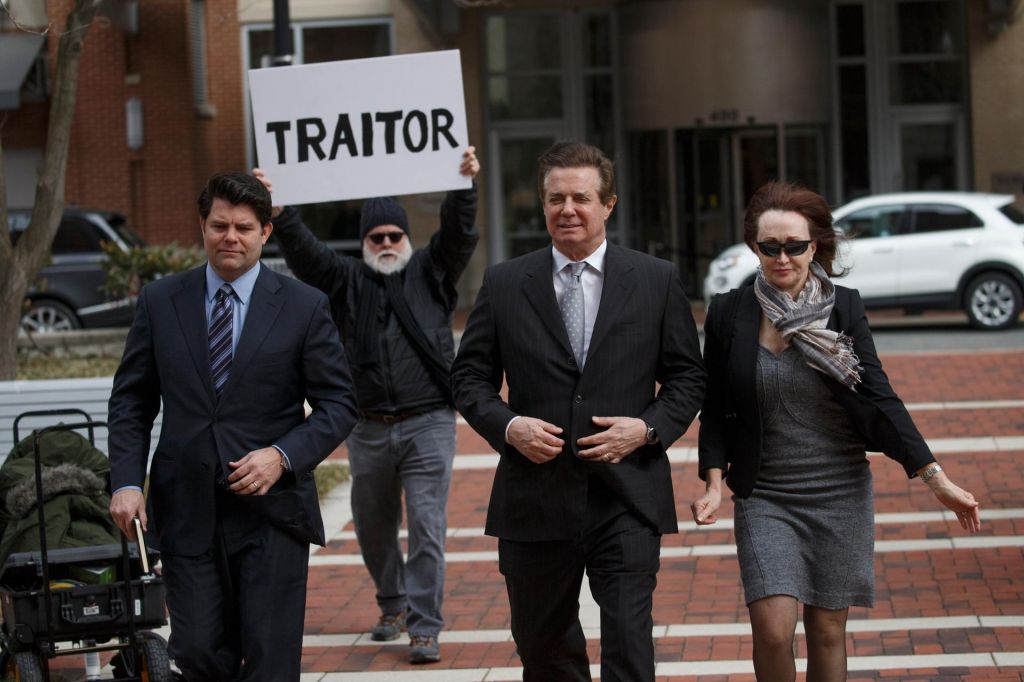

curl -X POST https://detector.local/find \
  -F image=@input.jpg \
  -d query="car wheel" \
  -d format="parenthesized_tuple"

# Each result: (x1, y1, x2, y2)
(964, 273, 1022, 330)
(20, 299, 81, 333)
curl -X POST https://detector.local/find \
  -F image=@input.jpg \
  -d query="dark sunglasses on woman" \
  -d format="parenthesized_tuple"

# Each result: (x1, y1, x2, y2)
(756, 240, 812, 258)
(368, 231, 406, 245)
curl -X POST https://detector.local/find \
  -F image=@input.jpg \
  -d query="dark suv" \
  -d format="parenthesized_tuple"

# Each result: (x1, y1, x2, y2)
(8, 208, 146, 332)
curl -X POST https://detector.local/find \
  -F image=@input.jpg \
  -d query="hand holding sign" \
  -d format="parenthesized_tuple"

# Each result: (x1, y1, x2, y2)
(249, 50, 472, 205)
(460, 146, 480, 179)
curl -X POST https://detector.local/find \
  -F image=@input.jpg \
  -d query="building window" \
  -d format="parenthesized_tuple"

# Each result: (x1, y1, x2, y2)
(831, 0, 968, 198)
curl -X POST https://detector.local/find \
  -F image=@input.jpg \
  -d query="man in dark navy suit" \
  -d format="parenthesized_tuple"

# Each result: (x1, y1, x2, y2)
(452, 143, 706, 681)
(108, 172, 357, 681)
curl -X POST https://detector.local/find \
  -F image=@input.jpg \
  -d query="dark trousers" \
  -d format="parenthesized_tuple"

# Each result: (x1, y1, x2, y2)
(497, 480, 662, 682)
(161, 491, 310, 682)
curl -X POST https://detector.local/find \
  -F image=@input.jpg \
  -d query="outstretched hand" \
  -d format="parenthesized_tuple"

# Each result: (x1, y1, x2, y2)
(460, 146, 480, 179)
(930, 477, 981, 533)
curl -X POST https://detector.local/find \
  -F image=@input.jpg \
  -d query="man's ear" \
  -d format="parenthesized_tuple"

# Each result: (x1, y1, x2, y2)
(604, 194, 618, 218)
(261, 222, 274, 244)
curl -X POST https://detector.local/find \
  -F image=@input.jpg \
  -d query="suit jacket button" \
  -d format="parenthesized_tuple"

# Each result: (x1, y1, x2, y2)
(568, 356, 576, 366)
(574, 394, 583, 404)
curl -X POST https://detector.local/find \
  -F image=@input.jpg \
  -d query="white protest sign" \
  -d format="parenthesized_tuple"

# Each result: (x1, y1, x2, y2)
(248, 50, 471, 205)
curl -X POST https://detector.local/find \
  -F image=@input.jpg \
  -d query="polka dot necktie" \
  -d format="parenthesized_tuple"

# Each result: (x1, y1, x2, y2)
(209, 283, 235, 398)
(560, 261, 585, 367)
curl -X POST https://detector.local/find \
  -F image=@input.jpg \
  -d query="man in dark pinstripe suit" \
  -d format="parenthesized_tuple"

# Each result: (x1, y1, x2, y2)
(452, 142, 706, 682)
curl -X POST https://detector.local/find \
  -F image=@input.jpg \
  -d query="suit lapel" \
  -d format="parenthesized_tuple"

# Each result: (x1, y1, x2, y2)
(731, 287, 761, 418)
(521, 249, 576, 359)
(585, 244, 636, 363)
(171, 267, 217, 404)
(219, 266, 284, 403)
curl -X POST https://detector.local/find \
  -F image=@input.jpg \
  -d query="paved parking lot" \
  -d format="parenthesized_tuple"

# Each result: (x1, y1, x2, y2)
(296, 348, 1024, 680)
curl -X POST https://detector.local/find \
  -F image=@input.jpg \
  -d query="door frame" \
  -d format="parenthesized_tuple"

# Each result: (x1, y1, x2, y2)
(487, 125, 565, 263)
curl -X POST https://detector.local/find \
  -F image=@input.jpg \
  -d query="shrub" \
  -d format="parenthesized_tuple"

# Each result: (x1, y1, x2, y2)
(102, 242, 204, 299)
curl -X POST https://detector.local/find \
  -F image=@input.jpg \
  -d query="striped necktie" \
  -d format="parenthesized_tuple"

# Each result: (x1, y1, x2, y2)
(209, 283, 234, 398)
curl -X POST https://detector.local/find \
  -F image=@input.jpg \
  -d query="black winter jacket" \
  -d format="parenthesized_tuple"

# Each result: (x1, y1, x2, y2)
(271, 186, 478, 413)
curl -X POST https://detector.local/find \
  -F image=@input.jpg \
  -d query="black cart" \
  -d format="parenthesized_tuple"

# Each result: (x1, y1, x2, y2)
(0, 409, 173, 681)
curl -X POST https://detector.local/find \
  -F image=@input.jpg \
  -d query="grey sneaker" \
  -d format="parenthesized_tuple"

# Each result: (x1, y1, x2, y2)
(409, 635, 440, 664)
(370, 611, 407, 641)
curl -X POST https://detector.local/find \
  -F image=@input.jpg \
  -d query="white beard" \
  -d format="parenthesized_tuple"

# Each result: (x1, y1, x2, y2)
(363, 241, 412, 275)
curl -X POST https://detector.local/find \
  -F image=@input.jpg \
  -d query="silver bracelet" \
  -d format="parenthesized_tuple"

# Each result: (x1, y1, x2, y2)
(921, 463, 943, 483)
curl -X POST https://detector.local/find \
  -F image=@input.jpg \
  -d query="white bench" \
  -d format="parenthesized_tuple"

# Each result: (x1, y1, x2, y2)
(0, 377, 162, 459)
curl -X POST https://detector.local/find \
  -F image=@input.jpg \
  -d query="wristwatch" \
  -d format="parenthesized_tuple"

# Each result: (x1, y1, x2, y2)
(644, 421, 658, 445)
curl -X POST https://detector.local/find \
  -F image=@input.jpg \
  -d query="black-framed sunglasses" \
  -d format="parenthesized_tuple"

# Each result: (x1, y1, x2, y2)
(367, 231, 406, 245)
(756, 240, 812, 258)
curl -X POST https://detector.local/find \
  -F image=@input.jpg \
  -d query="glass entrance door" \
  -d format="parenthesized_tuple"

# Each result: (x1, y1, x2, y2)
(675, 127, 781, 294)
(488, 131, 562, 263)
(483, 8, 619, 263)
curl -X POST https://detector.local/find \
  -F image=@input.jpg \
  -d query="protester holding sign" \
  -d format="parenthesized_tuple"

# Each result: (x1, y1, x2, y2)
(253, 146, 479, 664)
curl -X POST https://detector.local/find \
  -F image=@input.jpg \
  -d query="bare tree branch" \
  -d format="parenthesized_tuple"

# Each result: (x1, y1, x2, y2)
(0, 0, 100, 379)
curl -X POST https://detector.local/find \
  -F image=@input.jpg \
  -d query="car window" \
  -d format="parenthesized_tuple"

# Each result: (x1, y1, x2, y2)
(998, 203, 1024, 226)
(908, 204, 983, 234)
(105, 214, 147, 247)
(52, 217, 108, 254)
(834, 205, 904, 239)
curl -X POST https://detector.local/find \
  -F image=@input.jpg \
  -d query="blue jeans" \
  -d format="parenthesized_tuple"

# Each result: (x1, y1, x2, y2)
(347, 408, 455, 637)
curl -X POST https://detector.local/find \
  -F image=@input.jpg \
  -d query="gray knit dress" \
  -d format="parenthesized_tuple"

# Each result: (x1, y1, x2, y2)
(733, 345, 875, 609)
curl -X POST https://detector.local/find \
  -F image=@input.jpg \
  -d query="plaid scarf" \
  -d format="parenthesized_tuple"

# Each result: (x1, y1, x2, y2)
(754, 261, 862, 388)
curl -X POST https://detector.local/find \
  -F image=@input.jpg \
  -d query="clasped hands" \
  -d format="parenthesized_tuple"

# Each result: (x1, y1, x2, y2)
(506, 416, 649, 465)
(109, 447, 286, 541)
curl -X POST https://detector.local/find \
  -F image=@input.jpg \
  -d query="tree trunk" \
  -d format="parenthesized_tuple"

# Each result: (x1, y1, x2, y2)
(0, 0, 99, 380)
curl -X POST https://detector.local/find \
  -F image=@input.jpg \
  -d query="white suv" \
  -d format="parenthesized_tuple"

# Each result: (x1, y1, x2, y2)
(702, 192, 1024, 330)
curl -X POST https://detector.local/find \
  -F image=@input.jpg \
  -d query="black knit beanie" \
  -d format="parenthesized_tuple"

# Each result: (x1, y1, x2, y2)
(359, 197, 410, 240)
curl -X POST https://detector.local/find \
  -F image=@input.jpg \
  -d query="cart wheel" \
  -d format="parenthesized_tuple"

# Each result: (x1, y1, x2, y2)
(138, 633, 174, 682)
(0, 650, 44, 681)
(111, 632, 174, 682)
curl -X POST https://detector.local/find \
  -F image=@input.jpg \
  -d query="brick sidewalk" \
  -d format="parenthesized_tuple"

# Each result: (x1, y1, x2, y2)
(295, 350, 1024, 680)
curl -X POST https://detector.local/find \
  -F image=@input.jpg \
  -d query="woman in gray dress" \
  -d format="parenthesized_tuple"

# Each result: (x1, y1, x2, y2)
(690, 181, 981, 681)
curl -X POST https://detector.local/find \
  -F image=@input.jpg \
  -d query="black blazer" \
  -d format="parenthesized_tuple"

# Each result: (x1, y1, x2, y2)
(697, 284, 935, 498)
(452, 244, 706, 540)
(108, 265, 358, 555)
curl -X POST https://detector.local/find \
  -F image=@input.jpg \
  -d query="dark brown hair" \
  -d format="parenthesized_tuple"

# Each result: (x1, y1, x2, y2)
(537, 142, 616, 204)
(197, 172, 273, 226)
(742, 181, 843, 277)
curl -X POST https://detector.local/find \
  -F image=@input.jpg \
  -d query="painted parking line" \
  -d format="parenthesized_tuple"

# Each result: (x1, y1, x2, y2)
(450, 399, 1024, 426)
(294, 650, 1024, 680)
(299, 614, 1024, 647)
(325, 507, 1024, 541)
(327, 435, 1024, 472)
(308, 534, 1024, 566)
